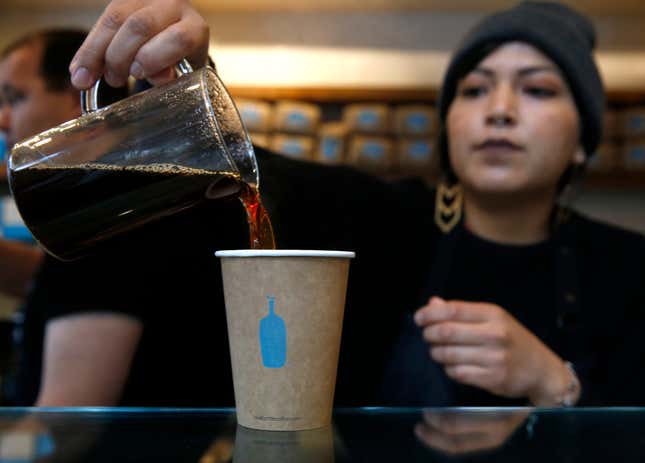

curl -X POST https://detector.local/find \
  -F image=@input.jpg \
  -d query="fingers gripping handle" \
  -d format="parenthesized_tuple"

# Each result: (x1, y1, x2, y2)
(80, 58, 194, 114)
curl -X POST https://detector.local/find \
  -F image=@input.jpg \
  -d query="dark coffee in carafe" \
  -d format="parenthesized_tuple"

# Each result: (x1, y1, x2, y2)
(10, 162, 275, 260)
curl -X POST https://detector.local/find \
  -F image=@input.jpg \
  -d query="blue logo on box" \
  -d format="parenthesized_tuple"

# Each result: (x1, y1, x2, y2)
(627, 116, 645, 132)
(281, 140, 306, 158)
(321, 139, 341, 161)
(629, 147, 645, 163)
(0, 197, 34, 243)
(363, 142, 385, 160)
(406, 113, 429, 133)
(286, 112, 308, 128)
(408, 141, 431, 160)
(358, 111, 379, 128)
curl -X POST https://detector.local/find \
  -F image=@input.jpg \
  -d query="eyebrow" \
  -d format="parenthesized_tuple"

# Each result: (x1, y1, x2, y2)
(470, 65, 560, 78)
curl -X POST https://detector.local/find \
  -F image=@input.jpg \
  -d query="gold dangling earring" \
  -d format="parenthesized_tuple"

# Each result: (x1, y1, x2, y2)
(434, 181, 463, 234)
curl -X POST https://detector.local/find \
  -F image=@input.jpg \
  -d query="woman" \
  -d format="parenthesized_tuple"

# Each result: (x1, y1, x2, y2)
(381, 1, 645, 407)
(24, 0, 645, 407)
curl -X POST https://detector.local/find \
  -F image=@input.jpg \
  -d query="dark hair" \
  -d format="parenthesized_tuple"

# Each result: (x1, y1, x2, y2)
(1, 28, 87, 92)
(2, 28, 129, 104)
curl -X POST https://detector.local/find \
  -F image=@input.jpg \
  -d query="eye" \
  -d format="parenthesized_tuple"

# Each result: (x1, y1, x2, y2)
(5, 90, 26, 106)
(524, 86, 557, 98)
(459, 85, 488, 98)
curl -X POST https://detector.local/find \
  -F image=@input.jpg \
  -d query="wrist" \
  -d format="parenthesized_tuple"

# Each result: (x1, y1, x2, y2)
(529, 358, 581, 407)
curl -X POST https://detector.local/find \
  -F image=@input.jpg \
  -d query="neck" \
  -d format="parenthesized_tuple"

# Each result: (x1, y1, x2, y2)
(462, 188, 556, 245)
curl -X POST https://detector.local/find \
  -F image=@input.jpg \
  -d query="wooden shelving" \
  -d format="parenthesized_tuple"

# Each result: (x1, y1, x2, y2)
(229, 86, 645, 190)
(230, 86, 645, 106)
(229, 86, 439, 103)
(3, 88, 641, 190)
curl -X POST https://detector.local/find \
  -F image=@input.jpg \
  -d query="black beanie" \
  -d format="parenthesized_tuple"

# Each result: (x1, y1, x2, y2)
(438, 1, 605, 159)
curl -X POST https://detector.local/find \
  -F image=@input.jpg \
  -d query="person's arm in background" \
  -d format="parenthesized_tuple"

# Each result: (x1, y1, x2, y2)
(0, 238, 43, 298)
(35, 0, 211, 407)
(36, 313, 142, 406)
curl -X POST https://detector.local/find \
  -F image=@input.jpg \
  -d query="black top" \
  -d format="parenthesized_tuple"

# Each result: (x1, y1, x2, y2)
(14, 146, 645, 407)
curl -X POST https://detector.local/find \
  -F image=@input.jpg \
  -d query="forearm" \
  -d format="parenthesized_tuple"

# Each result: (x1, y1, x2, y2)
(36, 313, 142, 406)
(0, 239, 44, 298)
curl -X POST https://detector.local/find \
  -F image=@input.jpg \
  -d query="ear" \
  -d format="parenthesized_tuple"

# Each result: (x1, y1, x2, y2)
(572, 146, 586, 166)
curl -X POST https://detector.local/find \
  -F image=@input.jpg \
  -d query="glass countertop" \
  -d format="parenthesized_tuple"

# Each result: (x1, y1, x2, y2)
(0, 407, 644, 462)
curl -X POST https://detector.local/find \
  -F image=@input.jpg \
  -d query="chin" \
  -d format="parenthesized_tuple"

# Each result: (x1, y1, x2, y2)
(459, 167, 528, 194)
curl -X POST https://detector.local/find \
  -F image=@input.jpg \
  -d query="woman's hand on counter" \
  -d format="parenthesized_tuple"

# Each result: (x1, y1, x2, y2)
(69, 0, 210, 90)
(415, 296, 579, 406)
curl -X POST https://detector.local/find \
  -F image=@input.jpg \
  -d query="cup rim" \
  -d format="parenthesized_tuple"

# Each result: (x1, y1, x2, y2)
(215, 249, 355, 258)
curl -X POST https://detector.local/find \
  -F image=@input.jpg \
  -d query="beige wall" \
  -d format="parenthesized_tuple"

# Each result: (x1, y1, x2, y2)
(2, 8, 645, 89)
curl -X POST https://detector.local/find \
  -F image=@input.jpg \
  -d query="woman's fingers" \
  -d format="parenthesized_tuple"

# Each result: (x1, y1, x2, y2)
(415, 297, 495, 326)
(422, 321, 508, 346)
(430, 345, 507, 366)
(444, 364, 494, 389)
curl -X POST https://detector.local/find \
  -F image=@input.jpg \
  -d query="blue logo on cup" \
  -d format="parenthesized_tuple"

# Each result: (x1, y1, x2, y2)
(259, 296, 287, 368)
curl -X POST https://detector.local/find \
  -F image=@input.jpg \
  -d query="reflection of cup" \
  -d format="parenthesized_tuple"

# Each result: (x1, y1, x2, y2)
(232, 424, 334, 463)
(0, 431, 55, 461)
(216, 250, 355, 431)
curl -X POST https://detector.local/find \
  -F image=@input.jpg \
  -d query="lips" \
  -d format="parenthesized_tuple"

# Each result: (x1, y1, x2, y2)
(473, 138, 523, 152)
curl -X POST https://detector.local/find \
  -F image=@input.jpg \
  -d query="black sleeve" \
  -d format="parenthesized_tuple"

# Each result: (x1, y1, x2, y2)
(25, 253, 149, 322)
(574, 222, 645, 406)
(601, 269, 645, 405)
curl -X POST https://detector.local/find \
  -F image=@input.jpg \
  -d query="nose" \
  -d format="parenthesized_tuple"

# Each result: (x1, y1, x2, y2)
(485, 83, 517, 128)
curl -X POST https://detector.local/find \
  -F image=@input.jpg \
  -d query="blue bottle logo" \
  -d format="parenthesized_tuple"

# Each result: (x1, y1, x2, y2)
(259, 296, 287, 368)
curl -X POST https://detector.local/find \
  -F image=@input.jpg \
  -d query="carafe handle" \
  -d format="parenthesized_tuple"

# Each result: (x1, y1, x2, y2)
(80, 58, 194, 114)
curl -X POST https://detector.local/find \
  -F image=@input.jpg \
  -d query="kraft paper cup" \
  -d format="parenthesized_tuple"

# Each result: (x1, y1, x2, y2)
(215, 250, 355, 431)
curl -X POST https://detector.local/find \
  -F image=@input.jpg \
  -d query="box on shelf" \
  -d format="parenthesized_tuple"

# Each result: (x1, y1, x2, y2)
(273, 101, 321, 134)
(316, 123, 347, 165)
(588, 142, 619, 172)
(249, 132, 270, 149)
(622, 139, 645, 170)
(393, 105, 436, 136)
(270, 134, 315, 161)
(0, 196, 33, 243)
(620, 107, 645, 138)
(343, 104, 390, 134)
(397, 138, 435, 170)
(236, 99, 273, 133)
(347, 136, 393, 170)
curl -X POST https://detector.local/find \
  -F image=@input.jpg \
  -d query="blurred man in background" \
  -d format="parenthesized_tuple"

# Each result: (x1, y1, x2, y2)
(0, 29, 127, 403)
(0, 30, 88, 299)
